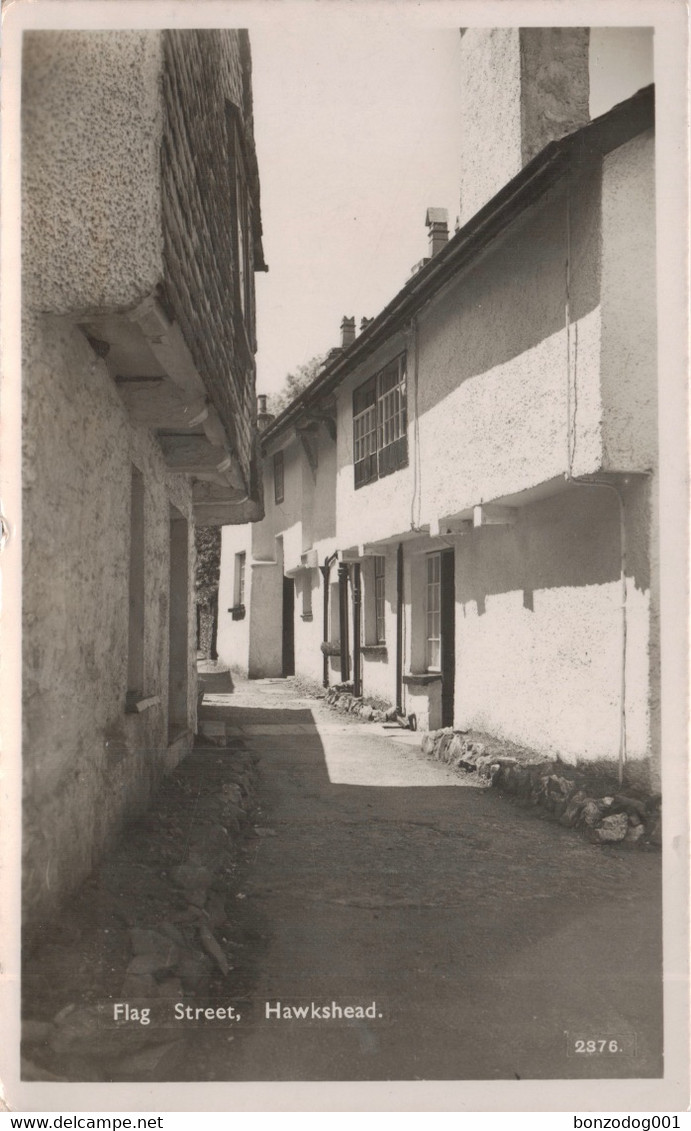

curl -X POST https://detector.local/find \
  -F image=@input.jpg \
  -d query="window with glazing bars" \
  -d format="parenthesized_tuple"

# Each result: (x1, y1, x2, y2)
(426, 552, 441, 670)
(374, 555, 386, 644)
(353, 354, 407, 488)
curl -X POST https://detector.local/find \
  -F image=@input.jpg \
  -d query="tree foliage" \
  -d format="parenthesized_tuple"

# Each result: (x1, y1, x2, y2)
(195, 526, 221, 606)
(268, 352, 329, 415)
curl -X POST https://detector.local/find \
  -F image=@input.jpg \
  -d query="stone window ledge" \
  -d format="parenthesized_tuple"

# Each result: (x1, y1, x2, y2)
(402, 672, 441, 686)
(228, 604, 246, 621)
(125, 693, 161, 715)
(320, 641, 340, 656)
(361, 644, 387, 657)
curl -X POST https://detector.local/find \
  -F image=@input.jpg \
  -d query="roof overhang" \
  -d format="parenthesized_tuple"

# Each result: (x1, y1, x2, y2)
(260, 84, 654, 452)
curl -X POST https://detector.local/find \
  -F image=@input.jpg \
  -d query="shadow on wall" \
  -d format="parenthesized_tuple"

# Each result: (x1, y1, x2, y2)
(417, 171, 600, 417)
(457, 483, 650, 615)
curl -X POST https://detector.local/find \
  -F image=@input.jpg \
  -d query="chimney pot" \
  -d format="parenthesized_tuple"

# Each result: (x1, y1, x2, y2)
(360, 317, 373, 332)
(340, 316, 356, 348)
(256, 393, 275, 432)
(426, 207, 449, 257)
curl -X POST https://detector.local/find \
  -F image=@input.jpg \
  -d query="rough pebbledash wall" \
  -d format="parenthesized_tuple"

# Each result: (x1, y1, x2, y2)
(21, 30, 164, 316)
(22, 315, 196, 924)
(160, 29, 261, 502)
(458, 28, 589, 225)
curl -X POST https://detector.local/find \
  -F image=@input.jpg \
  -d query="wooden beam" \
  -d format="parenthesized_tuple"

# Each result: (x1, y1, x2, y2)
(127, 296, 207, 401)
(296, 427, 318, 473)
(473, 504, 518, 527)
(429, 517, 473, 537)
(192, 479, 247, 504)
(300, 410, 337, 442)
(116, 382, 209, 431)
(159, 434, 227, 473)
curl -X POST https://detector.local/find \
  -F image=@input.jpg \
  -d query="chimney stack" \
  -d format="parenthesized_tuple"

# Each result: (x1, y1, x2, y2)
(256, 393, 275, 432)
(458, 28, 589, 225)
(426, 208, 449, 257)
(360, 317, 373, 333)
(340, 316, 356, 349)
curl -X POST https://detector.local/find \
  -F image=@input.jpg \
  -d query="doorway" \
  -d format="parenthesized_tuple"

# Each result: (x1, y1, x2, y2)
(440, 548, 455, 727)
(282, 575, 295, 676)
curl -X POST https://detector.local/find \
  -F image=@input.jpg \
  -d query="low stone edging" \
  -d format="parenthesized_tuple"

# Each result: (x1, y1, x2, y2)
(324, 682, 397, 723)
(421, 727, 661, 848)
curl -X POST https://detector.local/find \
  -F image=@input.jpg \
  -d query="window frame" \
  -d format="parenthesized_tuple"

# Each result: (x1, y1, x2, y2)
(352, 353, 407, 489)
(234, 551, 246, 608)
(425, 551, 442, 672)
(273, 449, 285, 505)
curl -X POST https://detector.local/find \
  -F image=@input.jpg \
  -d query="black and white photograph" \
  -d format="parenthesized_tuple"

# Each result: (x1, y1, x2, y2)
(0, 0, 688, 1114)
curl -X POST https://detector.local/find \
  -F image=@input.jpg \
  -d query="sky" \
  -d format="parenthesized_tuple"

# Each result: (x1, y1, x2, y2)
(249, 22, 653, 399)
(250, 23, 465, 396)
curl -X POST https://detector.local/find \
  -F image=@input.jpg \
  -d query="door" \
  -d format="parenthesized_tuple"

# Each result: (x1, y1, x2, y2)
(282, 575, 295, 676)
(440, 549, 455, 727)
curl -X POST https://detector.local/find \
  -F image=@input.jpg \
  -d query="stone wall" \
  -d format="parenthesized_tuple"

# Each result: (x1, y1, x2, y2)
(458, 28, 589, 225)
(421, 727, 661, 847)
(160, 30, 261, 504)
(452, 483, 653, 778)
(21, 30, 163, 316)
(22, 315, 195, 925)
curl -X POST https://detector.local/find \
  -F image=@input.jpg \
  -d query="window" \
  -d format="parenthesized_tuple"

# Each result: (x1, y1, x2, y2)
(374, 556, 386, 644)
(273, 450, 284, 504)
(353, 354, 407, 488)
(426, 552, 441, 670)
(234, 552, 246, 607)
(300, 572, 313, 621)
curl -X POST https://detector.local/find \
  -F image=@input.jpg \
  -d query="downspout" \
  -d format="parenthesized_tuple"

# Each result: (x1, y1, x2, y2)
(338, 562, 350, 683)
(407, 315, 424, 533)
(395, 542, 404, 713)
(563, 175, 628, 785)
(352, 563, 362, 697)
(319, 551, 338, 688)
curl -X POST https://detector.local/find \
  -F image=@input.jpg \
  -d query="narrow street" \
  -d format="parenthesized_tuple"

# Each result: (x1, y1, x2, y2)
(191, 677, 662, 1082)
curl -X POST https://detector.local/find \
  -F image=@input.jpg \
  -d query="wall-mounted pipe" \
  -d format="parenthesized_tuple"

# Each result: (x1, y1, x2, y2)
(352, 562, 362, 697)
(395, 543, 404, 713)
(564, 174, 630, 785)
(338, 562, 351, 683)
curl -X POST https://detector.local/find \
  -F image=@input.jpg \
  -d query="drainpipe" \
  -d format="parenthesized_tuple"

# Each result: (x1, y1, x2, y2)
(565, 475, 629, 785)
(319, 551, 338, 687)
(564, 176, 629, 785)
(395, 543, 404, 713)
(352, 562, 362, 697)
(338, 562, 350, 683)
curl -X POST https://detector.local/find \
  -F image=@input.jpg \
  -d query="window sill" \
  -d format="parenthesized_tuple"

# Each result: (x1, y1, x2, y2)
(320, 641, 341, 656)
(402, 672, 442, 686)
(125, 692, 161, 715)
(228, 605, 246, 621)
(361, 644, 387, 657)
(301, 612, 314, 621)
